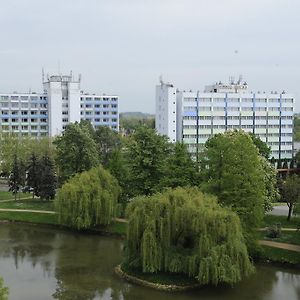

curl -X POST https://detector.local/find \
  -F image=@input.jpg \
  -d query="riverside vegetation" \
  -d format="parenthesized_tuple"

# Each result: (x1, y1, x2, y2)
(1, 121, 300, 289)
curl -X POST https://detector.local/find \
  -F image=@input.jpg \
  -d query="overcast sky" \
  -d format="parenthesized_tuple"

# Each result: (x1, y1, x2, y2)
(0, 0, 299, 113)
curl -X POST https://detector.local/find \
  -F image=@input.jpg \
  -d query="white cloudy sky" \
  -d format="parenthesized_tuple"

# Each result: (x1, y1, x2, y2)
(0, 0, 299, 112)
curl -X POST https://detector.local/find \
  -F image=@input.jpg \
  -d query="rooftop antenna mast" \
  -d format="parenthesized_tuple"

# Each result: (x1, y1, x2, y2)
(58, 60, 61, 75)
(159, 74, 164, 85)
(42, 67, 45, 82)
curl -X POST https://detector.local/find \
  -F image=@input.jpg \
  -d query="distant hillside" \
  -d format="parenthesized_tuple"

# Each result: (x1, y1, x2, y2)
(119, 112, 155, 132)
(120, 112, 154, 119)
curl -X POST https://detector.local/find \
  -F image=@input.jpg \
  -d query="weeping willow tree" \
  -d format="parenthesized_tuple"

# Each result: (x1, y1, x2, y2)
(55, 166, 120, 229)
(124, 187, 254, 285)
(0, 277, 8, 300)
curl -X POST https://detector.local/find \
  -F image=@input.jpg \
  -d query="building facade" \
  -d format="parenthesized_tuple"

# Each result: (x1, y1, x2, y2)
(156, 78, 294, 160)
(0, 73, 119, 137)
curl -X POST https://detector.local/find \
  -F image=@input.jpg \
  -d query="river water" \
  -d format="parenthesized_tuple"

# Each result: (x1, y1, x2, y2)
(0, 223, 299, 300)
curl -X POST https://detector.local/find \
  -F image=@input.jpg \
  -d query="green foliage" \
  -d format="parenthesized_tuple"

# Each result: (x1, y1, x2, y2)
(0, 134, 54, 176)
(54, 121, 100, 183)
(266, 224, 282, 238)
(282, 175, 300, 221)
(8, 155, 22, 200)
(38, 154, 57, 200)
(126, 126, 170, 196)
(0, 278, 8, 300)
(25, 153, 40, 198)
(120, 112, 155, 134)
(248, 133, 271, 159)
(201, 130, 266, 245)
(159, 143, 198, 189)
(94, 126, 122, 167)
(261, 157, 279, 212)
(294, 116, 300, 142)
(55, 166, 120, 229)
(125, 187, 254, 285)
(107, 149, 130, 208)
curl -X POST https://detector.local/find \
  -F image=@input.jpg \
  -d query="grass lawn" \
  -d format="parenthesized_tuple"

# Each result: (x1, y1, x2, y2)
(0, 210, 57, 225)
(102, 221, 127, 236)
(263, 215, 300, 229)
(0, 199, 54, 211)
(0, 191, 31, 200)
(272, 202, 287, 207)
(260, 245, 300, 265)
(258, 230, 300, 246)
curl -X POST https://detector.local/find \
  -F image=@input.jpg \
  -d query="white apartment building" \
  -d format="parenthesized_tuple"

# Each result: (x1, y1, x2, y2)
(156, 78, 294, 160)
(0, 72, 119, 137)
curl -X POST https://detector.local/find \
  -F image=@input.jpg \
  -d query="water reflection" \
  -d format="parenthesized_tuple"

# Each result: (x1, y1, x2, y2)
(0, 223, 299, 300)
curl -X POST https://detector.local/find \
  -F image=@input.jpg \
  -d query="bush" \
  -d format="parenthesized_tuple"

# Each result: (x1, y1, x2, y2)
(266, 224, 282, 238)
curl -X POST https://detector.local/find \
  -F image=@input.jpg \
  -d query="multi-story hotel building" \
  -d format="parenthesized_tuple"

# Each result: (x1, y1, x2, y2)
(0, 72, 119, 137)
(156, 78, 294, 160)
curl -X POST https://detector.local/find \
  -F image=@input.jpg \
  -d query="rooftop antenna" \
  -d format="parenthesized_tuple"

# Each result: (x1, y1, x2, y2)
(42, 67, 45, 82)
(238, 74, 243, 84)
(58, 60, 61, 75)
(159, 74, 164, 85)
(78, 73, 82, 82)
(70, 70, 73, 80)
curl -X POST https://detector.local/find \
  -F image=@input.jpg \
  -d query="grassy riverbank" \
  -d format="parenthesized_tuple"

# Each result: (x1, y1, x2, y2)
(260, 246, 300, 265)
(0, 209, 127, 236)
(121, 263, 199, 287)
(259, 215, 300, 265)
(0, 199, 54, 211)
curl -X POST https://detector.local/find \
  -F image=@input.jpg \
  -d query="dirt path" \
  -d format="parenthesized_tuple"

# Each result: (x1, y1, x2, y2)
(0, 208, 55, 214)
(259, 227, 299, 232)
(259, 240, 300, 252)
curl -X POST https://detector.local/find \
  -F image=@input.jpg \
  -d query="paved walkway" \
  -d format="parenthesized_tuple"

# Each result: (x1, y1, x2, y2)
(259, 240, 300, 252)
(0, 208, 55, 214)
(267, 205, 289, 216)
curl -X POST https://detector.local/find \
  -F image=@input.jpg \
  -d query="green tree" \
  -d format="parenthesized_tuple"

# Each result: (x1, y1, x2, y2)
(160, 142, 198, 189)
(54, 122, 100, 183)
(125, 187, 254, 285)
(126, 126, 170, 196)
(94, 126, 122, 167)
(55, 166, 120, 229)
(0, 278, 8, 300)
(282, 175, 300, 221)
(248, 133, 271, 159)
(25, 153, 40, 198)
(8, 155, 21, 200)
(38, 154, 57, 201)
(295, 151, 300, 168)
(261, 157, 279, 212)
(201, 131, 265, 245)
(0, 134, 54, 176)
(108, 149, 130, 209)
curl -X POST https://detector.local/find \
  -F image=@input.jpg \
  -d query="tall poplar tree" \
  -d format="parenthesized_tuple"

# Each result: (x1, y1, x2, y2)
(38, 154, 57, 201)
(26, 153, 40, 198)
(8, 154, 21, 200)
